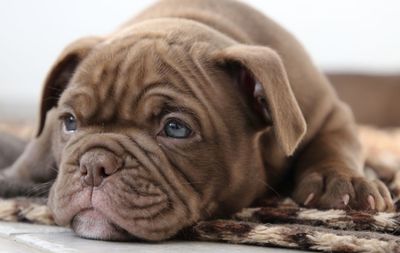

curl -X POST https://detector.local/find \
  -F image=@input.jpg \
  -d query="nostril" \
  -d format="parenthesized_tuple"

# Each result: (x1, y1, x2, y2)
(101, 157, 122, 176)
(98, 167, 108, 178)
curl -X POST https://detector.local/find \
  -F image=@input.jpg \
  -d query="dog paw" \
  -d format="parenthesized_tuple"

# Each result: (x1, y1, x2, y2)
(292, 172, 394, 212)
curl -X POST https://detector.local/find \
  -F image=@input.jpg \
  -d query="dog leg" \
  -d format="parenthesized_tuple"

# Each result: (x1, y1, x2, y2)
(0, 111, 59, 198)
(0, 133, 26, 169)
(292, 104, 394, 211)
(0, 135, 56, 197)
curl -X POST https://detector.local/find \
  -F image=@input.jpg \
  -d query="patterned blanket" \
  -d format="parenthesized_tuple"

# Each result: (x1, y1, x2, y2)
(1, 123, 400, 253)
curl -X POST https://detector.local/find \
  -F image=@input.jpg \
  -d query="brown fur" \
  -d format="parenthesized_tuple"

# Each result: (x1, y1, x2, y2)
(0, 0, 394, 241)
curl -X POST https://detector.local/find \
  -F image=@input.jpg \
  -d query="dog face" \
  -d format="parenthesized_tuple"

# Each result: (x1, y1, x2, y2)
(37, 20, 306, 241)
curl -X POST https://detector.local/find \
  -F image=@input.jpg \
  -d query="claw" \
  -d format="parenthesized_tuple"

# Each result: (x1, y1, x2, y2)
(368, 195, 376, 210)
(383, 197, 392, 211)
(304, 193, 314, 206)
(342, 194, 350, 206)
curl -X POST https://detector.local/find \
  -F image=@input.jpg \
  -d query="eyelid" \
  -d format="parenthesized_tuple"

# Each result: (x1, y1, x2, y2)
(59, 112, 75, 121)
(165, 118, 191, 129)
(160, 113, 195, 129)
(58, 106, 77, 120)
(159, 104, 200, 120)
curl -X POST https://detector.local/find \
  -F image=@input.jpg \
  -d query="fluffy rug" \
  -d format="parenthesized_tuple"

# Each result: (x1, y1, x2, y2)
(1, 123, 400, 253)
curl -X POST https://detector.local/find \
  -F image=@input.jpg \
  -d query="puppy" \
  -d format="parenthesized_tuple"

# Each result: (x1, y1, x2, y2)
(0, 0, 393, 241)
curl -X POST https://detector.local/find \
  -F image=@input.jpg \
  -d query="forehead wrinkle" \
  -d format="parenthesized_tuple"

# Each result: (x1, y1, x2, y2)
(79, 38, 144, 91)
(85, 54, 124, 123)
(125, 82, 175, 122)
(72, 54, 111, 121)
(155, 42, 221, 136)
(115, 52, 146, 121)
(160, 58, 195, 97)
(97, 49, 138, 122)
(117, 41, 163, 120)
(60, 86, 98, 120)
(77, 41, 153, 123)
(117, 40, 192, 120)
(113, 46, 140, 104)
(128, 48, 198, 117)
(136, 87, 207, 132)
(96, 67, 120, 121)
(133, 81, 176, 108)
(100, 54, 124, 101)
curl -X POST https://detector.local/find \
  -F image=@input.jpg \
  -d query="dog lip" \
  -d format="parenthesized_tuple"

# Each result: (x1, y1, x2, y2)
(71, 208, 141, 241)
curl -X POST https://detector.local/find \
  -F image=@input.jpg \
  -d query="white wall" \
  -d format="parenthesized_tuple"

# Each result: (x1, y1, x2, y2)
(0, 0, 399, 119)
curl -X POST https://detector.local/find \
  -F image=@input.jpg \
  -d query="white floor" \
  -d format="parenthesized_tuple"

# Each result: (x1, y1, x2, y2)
(0, 221, 308, 253)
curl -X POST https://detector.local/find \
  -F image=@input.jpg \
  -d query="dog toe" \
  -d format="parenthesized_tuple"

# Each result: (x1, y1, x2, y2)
(317, 174, 355, 209)
(350, 177, 388, 211)
(292, 172, 323, 207)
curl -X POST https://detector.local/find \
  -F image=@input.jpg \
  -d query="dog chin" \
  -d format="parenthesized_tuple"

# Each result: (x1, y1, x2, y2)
(71, 209, 137, 241)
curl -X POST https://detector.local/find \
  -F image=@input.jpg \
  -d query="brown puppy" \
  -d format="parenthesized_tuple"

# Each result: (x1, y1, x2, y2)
(0, 0, 393, 241)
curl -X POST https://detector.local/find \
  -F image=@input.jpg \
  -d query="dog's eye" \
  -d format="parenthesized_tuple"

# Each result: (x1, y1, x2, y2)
(63, 114, 77, 133)
(163, 119, 192, 138)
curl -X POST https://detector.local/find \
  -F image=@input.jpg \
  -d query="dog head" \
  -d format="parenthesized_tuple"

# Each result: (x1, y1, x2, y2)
(30, 19, 306, 241)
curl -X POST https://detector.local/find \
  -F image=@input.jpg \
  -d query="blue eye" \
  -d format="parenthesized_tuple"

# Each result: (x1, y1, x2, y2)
(63, 114, 77, 133)
(163, 119, 192, 138)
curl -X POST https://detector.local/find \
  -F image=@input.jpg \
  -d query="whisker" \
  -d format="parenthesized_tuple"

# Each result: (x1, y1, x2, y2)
(254, 176, 281, 198)
(25, 180, 54, 197)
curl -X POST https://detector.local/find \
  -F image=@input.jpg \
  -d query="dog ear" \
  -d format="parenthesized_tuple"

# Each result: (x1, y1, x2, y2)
(36, 36, 102, 136)
(214, 45, 306, 156)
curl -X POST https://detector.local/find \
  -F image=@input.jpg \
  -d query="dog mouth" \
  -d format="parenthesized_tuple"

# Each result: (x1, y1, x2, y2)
(49, 161, 205, 241)
(71, 208, 140, 241)
(50, 134, 204, 241)
(66, 182, 173, 241)
(58, 179, 194, 241)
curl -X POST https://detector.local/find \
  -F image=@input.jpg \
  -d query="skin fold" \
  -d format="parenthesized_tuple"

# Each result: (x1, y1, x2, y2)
(0, 0, 395, 241)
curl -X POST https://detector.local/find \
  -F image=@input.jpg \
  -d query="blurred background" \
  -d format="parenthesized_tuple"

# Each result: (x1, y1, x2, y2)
(0, 0, 399, 121)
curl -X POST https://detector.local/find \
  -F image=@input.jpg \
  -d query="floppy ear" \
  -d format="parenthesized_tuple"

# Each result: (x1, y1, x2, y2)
(36, 36, 102, 136)
(214, 45, 306, 156)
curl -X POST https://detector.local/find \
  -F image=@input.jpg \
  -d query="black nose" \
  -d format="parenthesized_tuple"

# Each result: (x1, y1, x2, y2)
(79, 149, 122, 187)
